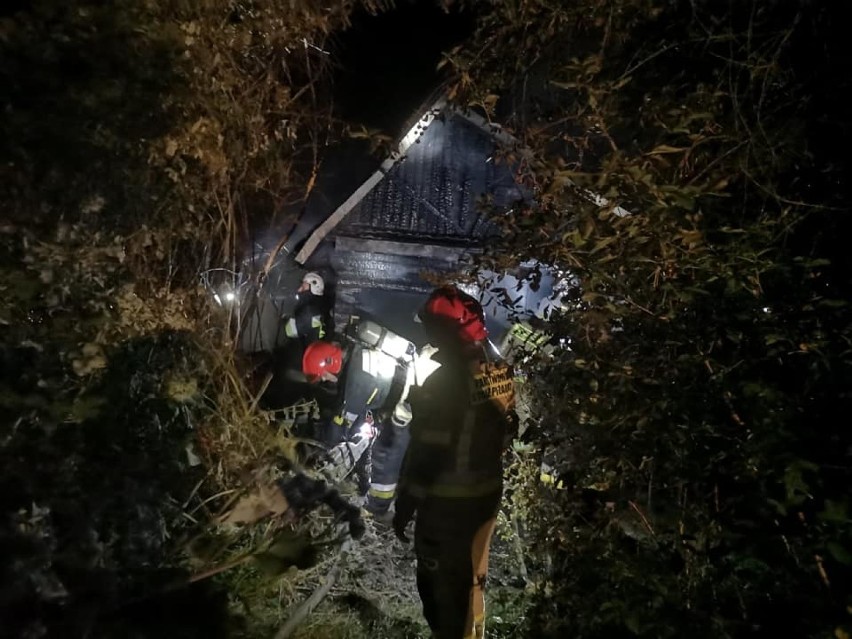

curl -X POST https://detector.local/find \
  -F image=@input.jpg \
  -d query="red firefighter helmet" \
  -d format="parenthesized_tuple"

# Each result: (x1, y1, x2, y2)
(421, 285, 488, 343)
(302, 341, 343, 382)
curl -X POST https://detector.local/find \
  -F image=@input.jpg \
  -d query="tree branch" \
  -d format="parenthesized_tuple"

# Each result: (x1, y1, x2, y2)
(273, 533, 353, 639)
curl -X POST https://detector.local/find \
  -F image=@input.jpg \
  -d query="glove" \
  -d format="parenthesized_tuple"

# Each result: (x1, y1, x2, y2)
(392, 489, 418, 543)
(277, 474, 327, 515)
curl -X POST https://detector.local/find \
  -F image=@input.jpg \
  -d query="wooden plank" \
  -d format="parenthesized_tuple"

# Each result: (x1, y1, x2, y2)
(294, 98, 447, 265)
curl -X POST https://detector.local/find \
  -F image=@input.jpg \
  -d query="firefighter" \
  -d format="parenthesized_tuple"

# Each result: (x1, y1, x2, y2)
(301, 334, 410, 495)
(393, 286, 516, 639)
(365, 343, 441, 517)
(301, 338, 395, 439)
(282, 272, 329, 346)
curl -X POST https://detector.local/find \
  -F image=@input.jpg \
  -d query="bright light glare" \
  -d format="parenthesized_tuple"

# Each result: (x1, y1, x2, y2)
(374, 353, 399, 381)
(224, 292, 236, 302)
(455, 281, 481, 298)
(413, 350, 441, 383)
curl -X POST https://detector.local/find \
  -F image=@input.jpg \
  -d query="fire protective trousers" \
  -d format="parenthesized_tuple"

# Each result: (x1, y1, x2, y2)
(366, 418, 411, 513)
(413, 492, 500, 639)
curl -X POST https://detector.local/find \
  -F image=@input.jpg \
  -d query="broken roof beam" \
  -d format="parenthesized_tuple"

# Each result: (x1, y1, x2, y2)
(295, 96, 632, 265)
(294, 98, 447, 265)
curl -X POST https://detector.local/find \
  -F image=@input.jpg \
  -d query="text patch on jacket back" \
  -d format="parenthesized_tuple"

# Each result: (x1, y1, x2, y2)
(470, 364, 514, 413)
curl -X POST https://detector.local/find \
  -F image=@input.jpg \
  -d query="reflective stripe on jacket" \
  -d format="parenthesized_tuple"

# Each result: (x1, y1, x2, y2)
(401, 352, 514, 500)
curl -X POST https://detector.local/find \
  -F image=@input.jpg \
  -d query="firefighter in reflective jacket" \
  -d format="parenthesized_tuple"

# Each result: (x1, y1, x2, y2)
(302, 339, 390, 445)
(365, 344, 441, 517)
(394, 286, 516, 639)
(302, 331, 415, 501)
(283, 272, 329, 346)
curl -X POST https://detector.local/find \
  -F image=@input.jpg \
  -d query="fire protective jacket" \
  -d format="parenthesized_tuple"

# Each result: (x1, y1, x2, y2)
(400, 352, 515, 500)
(397, 349, 516, 639)
(284, 291, 329, 345)
(315, 342, 409, 497)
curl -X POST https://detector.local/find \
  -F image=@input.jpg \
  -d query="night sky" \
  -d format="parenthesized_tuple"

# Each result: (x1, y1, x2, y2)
(331, 0, 474, 133)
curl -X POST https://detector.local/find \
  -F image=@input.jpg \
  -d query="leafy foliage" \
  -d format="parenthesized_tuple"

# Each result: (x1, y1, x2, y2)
(1, 1, 391, 636)
(447, 0, 852, 636)
(4, 0, 851, 637)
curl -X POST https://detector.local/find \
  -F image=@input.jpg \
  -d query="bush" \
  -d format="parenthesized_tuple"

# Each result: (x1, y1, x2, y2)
(449, 1, 852, 636)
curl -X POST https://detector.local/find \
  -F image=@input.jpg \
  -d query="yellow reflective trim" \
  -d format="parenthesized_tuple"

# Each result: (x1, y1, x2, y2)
(284, 318, 298, 338)
(540, 472, 565, 489)
(456, 410, 475, 473)
(510, 323, 532, 339)
(409, 477, 501, 499)
(367, 388, 379, 405)
(510, 322, 549, 349)
(311, 316, 326, 339)
(368, 488, 396, 499)
(332, 415, 345, 426)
